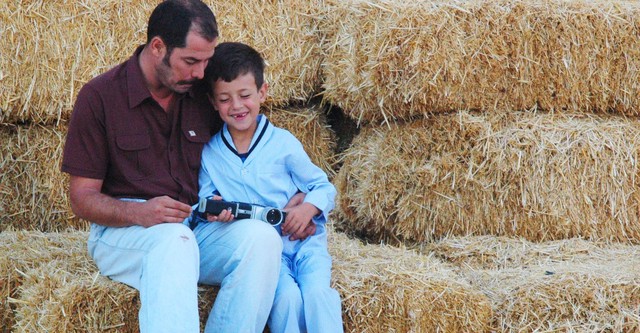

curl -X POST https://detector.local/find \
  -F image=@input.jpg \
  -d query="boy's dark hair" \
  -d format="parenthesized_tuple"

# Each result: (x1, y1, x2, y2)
(205, 42, 265, 91)
(147, 0, 218, 54)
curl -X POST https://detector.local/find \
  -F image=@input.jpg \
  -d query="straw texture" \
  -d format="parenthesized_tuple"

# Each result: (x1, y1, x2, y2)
(208, 0, 325, 107)
(0, 0, 325, 124)
(266, 105, 338, 177)
(329, 230, 492, 333)
(0, 230, 87, 331)
(334, 110, 640, 244)
(321, 0, 640, 125)
(0, 0, 152, 124)
(426, 235, 640, 332)
(0, 124, 84, 232)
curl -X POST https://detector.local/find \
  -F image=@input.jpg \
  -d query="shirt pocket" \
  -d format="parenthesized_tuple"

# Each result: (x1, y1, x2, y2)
(183, 127, 211, 172)
(254, 162, 297, 196)
(115, 133, 151, 181)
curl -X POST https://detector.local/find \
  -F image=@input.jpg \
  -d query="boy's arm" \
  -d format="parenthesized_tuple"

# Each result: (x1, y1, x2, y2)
(284, 134, 337, 229)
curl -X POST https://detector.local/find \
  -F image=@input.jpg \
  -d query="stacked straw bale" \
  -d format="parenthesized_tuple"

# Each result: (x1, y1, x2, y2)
(425, 235, 640, 331)
(266, 105, 338, 177)
(0, 0, 325, 124)
(321, 0, 640, 125)
(334, 110, 640, 244)
(2, 230, 493, 332)
(0, 231, 87, 331)
(329, 231, 492, 333)
(0, 1, 152, 124)
(0, 125, 83, 232)
(208, 0, 325, 107)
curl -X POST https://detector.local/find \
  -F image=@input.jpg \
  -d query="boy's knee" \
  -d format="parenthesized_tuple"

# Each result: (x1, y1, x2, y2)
(238, 219, 283, 254)
(275, 285, 303, 308)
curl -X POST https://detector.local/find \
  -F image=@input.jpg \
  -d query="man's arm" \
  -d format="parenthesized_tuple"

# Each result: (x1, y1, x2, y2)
(69, 175, 192, 228)
(282, 192, 316, 240)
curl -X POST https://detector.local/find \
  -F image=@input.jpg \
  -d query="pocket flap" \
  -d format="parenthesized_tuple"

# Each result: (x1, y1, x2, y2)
(116, 134, 151, 151)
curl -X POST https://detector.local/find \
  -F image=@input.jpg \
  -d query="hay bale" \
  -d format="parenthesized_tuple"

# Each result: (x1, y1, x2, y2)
(321, 0, 640, 125)
(0, 230, 88, 331)
(209, 0, 325, 107)
(426, 235, 640, 331)
(265, 105, 338, 177)
(4, 229, 492, 332)
(329, 230, 492, 332)
(1, 0, 324, 124)
(334, 110, 640, 244)
(0, 124, 84, 232)
(0, 1, 152, 124)
(11, 259, 140, 333)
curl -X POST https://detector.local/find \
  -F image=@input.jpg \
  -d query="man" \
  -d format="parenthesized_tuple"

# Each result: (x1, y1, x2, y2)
(62, 1, 313, 332)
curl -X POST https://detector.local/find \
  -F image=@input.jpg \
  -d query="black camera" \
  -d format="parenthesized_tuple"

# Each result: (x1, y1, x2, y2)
(197, 197, 287, 226)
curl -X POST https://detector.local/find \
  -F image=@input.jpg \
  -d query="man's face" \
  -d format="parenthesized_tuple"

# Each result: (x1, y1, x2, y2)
(156, 31, 217, 94)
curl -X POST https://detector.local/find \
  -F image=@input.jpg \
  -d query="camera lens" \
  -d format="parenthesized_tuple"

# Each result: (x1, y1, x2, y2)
(264, 209, 283, 226)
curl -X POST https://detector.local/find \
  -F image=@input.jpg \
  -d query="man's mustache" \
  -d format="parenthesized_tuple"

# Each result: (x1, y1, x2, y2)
(177, 80, 198, 85)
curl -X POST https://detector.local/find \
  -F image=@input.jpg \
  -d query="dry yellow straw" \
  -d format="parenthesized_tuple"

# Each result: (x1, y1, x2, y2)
(0, 0, 324, 124)
(265, 105, 338, 177)
(321, 0, 640, 125)
(426, 235, 640, 331)
(334, 110, 640, 244)
(329, 230, 493, 332)
(0, 124, 84, 232)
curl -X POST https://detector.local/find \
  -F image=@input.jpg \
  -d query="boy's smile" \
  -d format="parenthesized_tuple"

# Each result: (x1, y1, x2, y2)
(210, 72, 268, 139)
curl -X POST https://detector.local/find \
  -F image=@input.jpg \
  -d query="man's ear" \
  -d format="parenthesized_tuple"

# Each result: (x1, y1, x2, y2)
(258, 82, 268, 103)
(149, 36, 166, 58)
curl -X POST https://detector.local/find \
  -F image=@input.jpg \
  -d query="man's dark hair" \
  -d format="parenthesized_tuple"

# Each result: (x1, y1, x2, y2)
(147, 0, 218, 52)
(205, 42, 266, 92)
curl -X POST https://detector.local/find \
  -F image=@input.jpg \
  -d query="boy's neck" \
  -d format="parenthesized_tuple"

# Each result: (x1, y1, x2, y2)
(228, 125, 258, 154)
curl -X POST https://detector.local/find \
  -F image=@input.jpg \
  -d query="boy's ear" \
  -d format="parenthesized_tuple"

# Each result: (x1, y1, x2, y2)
(258, 82, 268, 103)
(206, 93, 217, 111)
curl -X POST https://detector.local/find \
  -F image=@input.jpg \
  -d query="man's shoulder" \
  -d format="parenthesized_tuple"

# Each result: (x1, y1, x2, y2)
(85, 59, 129, 90)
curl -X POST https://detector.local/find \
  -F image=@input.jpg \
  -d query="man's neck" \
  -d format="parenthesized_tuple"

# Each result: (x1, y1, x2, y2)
(139, 46, 175, 112)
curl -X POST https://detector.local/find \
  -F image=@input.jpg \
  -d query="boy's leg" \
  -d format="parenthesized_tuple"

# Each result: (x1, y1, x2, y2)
(268, 255, 305, 333)
(294, 234, 344, 333)
(195, 219, 282, 333)
(88, 223, 200, 333)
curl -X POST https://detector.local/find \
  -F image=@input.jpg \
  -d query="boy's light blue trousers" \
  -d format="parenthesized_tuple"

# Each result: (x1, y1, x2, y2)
(268, 231, 344, 333)
(88, 218, 282, 333)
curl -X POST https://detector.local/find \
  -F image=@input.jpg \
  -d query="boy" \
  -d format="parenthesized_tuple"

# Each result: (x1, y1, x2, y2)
(195, 42, 343, 333)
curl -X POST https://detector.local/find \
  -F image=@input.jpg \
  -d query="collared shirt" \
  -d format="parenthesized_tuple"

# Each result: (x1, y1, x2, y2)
(62, 46, 220, 205)
(198, 114, 336, 248)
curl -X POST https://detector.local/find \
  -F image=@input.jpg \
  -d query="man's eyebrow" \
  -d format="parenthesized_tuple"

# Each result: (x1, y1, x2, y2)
(184, 56, 205, 62)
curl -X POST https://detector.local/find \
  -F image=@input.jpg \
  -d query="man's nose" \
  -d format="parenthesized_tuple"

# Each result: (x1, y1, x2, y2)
(192, 62, 206, 79)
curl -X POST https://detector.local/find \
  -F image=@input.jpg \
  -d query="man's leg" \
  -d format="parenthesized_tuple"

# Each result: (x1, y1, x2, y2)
(88, 223, 200, 333)
(194, 219, 282, 333)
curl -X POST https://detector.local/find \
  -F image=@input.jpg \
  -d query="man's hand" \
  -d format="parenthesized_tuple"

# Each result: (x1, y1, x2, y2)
(282, 194, 318, 240)
(138, 196, 192, 227)
(69, 175, 192, 228)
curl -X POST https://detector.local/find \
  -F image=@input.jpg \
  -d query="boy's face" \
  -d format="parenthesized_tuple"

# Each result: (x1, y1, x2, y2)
(209, 72, 267, 136)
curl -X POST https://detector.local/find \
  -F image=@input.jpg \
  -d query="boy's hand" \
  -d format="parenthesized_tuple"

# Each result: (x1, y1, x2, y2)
(282, 202, 319, 240)
(205, 195, 234, 222)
